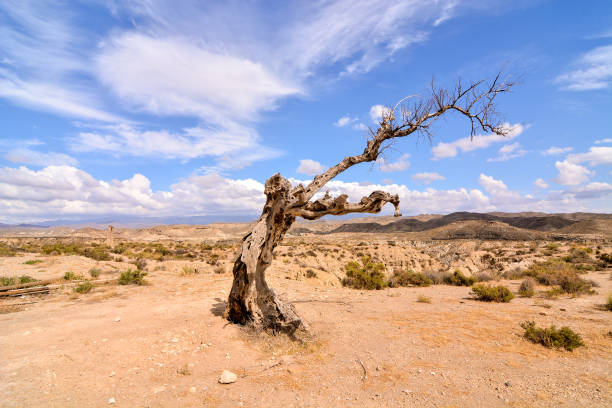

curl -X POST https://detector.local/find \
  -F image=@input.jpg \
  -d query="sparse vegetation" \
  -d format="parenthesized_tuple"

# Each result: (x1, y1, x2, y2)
(63, 271, 83, 281)
(444, 270, 477, 286)
(520, 321, 584, 351)
(180, 266, 199, 276)
(522, 259, 595, 295)
(74, 280, 93, 294)
(519, 278, 536, 297)
(305, 269, 317, 278)
(388, 270, 432, 287)
(23, 259, 42, 265)
(605, 294, 612, 311)
(88, 268, 101, 278)
(471, 284, 514, 302)
(118, 269, 147, 285)
(416, 295, 431, 303)
(214, 265, 226, 274)
(341, 257, 387, 290)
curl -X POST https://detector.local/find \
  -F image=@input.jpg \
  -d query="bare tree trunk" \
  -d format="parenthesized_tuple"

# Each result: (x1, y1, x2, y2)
(225, 174, 305, 334)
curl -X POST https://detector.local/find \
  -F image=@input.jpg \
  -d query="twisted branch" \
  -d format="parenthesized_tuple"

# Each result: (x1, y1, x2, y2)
(287, 190, 401, 220)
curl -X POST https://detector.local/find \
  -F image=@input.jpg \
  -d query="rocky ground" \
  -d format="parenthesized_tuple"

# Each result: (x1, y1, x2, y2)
(1, 232, 611, 407)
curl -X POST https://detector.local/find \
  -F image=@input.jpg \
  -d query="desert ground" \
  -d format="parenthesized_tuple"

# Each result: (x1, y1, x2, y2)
(1, 213, 611, 407)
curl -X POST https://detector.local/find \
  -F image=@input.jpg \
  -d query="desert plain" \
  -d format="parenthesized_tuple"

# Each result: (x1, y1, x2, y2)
(1, 212, 611, 407)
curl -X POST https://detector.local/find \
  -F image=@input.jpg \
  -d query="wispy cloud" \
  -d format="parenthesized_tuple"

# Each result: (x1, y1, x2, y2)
(555, 45, 612, 91)
(378, 154, 410, 172)
(542, 146, 573, 155)
(4, 148, 78, 167)
(431, 123, 524, 160)
(412, 172, 445, 185)
(487, 142, 527, 162)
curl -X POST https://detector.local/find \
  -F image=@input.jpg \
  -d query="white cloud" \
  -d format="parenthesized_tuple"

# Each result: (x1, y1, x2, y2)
(487, 142, 527, 162)
(378, 154, 410, 172)
(431, 123, 524, 159)
(4, 149, 78, 167)
(96, 33, 299, 122)
(566, 146, 612, 166)
(352, 123, 368, 131)
(412, 172, 445, 185)
(0, 165, 265, 222)
(534, 178, 549, 189)
(478, 173, 524, 205)
(555, 45, 612, 91)
(334, 115, 355, 127)
(542, 146, 573, 155)
(369, 104, 390, 123)
(595, 138, 612, 144)
(73, 123, 280, 166)
(297, 159, 327, 176)
(554, 160, 594, 186)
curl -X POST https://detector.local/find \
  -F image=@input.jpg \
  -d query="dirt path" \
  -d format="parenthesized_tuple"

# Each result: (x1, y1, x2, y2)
(1, 266, 611, 407)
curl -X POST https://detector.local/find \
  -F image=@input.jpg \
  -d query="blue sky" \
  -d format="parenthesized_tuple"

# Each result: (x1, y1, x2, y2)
(0, 0, 611, 223)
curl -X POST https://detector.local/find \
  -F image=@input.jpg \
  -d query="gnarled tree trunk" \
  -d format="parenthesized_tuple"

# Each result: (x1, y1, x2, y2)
(225, 174, 304, 334)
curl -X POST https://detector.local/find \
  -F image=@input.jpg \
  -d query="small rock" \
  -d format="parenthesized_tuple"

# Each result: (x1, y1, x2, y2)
(153, 386, 166, 394)
(505, 381, 511, 387)
(560, 308, 566, 311)
(108, 397, 116, 404)
(219, 370, 237, 384)
(109, 371, 115, 377)
(114, 317, 120, 322)
(539, 312, 547, 316)
(430, 371, 436, 376)
(402, 389, 412, 394)
(171, 338, 179, 343)
(189, 386, 196, 393)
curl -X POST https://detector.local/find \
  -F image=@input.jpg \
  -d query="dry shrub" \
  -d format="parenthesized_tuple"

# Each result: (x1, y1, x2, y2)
(476, 271, 494, 282)
(520, 321, 584, 351)
(416, 295, 431, 303)
(74, 280, 93, 294)
(388, 270, 432, 287)
(341, 257, 387, 290)
(444, 270, 477, 286)
(519, 278, 536, 297)
(118, 269, 147, 285)
(523, 259, 594, 295)
(471, 284, 514, 302)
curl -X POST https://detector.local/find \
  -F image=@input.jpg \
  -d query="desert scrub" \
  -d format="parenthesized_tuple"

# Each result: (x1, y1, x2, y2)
(519, 278, 536, 297)
(444, 270, 477, 286)
(605, 294, 612, 311)
(388, 270, 432, 287)
(88, 268, 101, 278)
(1, 275, 36, 286)
(74, 280, 93, 294)
(23, 259, 42, 265)
(0, 243, 17, 256)
(63, 271, 84, 281)
(118, 269, 147, 285)
(475, 271, 494, 282)
(305, 269, 317, 278)
(523, 259, 594, 295)
(520, 321, 584, 351)
(417, 295, 431, 303)
(471, 284, 514, 302)
(180, 266, 198, 276)
(341, 256, 387, 290)
(214, 265, 226, 274)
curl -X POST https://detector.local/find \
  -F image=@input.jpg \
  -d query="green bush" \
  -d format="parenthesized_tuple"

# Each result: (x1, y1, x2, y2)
(471, 284, 514, 302)
(23, 259, 42, 265)
(388, 270, 432, 287)
(341, 257, 387, 290)
(74, 280, 93, 294)
(519, 278, 536, 297)
(523, 259, 594, 295)
(444, 270, 477, 286)
(604, 294, 612, 311)
(520, 321, 584, 351)
(118, 269, 147, 285)
(558, 273, 595, 295)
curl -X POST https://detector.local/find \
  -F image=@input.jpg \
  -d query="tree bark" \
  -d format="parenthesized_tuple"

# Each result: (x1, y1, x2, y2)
(225, 174, 305, 334)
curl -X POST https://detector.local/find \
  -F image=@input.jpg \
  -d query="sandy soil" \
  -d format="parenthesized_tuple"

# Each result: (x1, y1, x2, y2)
(1, 250, 611, 408)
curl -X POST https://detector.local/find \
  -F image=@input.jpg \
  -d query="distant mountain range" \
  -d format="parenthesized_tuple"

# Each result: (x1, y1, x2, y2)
(292, 211, 612, 235)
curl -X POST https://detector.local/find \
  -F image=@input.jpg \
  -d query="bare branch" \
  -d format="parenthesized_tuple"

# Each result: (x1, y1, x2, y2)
(287, 190, 401, 220)
(288, 69, 515, 210)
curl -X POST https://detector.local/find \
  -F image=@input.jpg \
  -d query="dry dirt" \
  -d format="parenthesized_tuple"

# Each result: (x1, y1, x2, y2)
(1, 231, 611, 407)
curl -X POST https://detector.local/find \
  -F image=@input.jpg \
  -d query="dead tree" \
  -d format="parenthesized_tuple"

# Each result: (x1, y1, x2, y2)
(225, 72, 515, 334)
